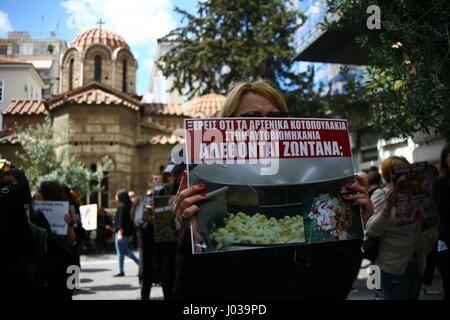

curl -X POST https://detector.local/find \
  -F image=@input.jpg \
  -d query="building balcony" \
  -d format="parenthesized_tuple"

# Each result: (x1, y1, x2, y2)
(295, 1, 373, 65)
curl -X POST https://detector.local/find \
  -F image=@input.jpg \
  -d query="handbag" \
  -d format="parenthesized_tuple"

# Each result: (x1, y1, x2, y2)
(362, 236, 380, 261)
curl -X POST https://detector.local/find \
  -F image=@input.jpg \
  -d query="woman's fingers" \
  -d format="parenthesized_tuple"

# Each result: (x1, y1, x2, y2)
(179, 183, 205, 202)
(355, 174, 369, 188)
(386, 187, 397, 206)
(176, 171, 188, 198)
(183, 204, 200, 220)
(345, 182, 369, 197)
(179, 193, 206, 214)
(178, 204, 200, 230)
(175, 194, 204, 224)
(342, 193, 366, 202)
(342, 189, 370, 201)
(173, 183, 205, 214)
(352, 184, 369, 196)
(343, 178, 374, 222)
(353, 198, 374, 221)
(64, 214, 72, 224)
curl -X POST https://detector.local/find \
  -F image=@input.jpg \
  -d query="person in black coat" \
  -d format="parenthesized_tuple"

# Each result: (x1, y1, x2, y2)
(96, 207, 114, 253)
(432, 144, 450, 300)
(114, 189, 139, 276)
(138, 195, 156, 299)
(160, 168, 181, 300)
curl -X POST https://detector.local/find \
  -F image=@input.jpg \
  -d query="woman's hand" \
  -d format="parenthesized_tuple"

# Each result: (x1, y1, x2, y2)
(144, 208, 154, 222)
(342, 175, 374, 223)
(117, 229, 123, 241)
(72, 213, 80, 224)
(381, 187, 397, 219)
(64, 213, 74, 226)
(172, 171, 206, 230)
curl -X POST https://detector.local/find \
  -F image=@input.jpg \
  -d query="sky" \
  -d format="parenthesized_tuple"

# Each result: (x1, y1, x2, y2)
(0, 0, 198, 95)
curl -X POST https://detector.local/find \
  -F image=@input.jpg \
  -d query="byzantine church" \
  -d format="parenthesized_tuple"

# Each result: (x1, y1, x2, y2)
(0, 28, 225, 206)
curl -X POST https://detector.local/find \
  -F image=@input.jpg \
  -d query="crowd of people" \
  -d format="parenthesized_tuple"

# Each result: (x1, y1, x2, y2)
(1, 80, 449, 300)
(1, 168, 84, 298)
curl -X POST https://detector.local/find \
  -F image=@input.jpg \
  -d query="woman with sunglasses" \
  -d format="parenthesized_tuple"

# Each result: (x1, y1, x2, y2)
(173, 80, 373, 299)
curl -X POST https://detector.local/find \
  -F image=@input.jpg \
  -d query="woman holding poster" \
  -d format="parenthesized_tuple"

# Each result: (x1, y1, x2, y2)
(173, 80, 374, 299)
(366, 156, 424, 300)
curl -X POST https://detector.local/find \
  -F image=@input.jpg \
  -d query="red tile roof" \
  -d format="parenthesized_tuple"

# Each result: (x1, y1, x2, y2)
(71, 28, 129, 51)
(147, 134, 184, 145)
(143, 102, 188, 116)
(47, 82, 140, 111)
(0, 58, 31, 65)
(140, 121, 171, 133)
(187, 93, 226, 118)
(2, 99, 48, 115)
(0, 133, 18, 144)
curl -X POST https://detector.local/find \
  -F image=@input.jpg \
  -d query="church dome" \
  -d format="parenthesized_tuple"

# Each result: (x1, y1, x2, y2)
(71, 28, 129, 51)
(187, 93, 226, 117)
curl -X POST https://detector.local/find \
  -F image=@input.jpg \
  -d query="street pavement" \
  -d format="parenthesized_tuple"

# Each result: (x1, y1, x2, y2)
(73, 254, 444, 300)
(348, 259, 444, 300)
(73, 252, 163, 300)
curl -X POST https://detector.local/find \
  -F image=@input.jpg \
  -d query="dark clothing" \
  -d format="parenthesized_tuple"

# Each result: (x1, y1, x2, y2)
(30, 209, 51, 232)
(422, 246, 438, 286)
(45, 232, 78, 299)
(115, 203, 134, 236)
(97, 214, 114, 252)
(4, 222, 76, 299)
(154, 243, 164, 284)
(432, 177, 450, 246)
(4, 221, 49, 298)
(431, 177, 450, 300)
(31, 208, 80, 291)
(72, 219, 85, 267)
(159, 182, 180, 300)
(138, 220, 156, 299)
(174, 229, 362, 300)
(98, 214, 113, 230)
(161, 242, 177, 300)
(437, 249, 450, 300)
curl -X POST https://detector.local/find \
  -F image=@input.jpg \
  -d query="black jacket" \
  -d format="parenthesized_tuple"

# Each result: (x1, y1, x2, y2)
(432, 177, 450, 245)
(175, 230, 362, 300)
(115, 203, 134, 236)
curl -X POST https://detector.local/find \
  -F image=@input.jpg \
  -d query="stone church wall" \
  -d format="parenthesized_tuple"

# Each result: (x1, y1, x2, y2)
(52, 103, 140, 206)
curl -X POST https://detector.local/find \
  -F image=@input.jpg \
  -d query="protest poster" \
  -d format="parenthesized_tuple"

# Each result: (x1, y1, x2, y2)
(184, 117, 363, 254)
(391, 161, 438, 225)
(34, 200, 69, 235)
(80, 204, 98, 231)
(134, 197, 146, 226)
(153, 195, 178, 243)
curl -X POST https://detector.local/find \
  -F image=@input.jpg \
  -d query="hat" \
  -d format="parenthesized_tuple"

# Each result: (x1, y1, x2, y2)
(163, 160, 185, 176)
(163, 148, 185, 176)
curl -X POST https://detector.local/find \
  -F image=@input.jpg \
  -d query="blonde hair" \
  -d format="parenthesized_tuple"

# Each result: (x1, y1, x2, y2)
(381, 156, 409, 184)
(220, 80, 288, 117)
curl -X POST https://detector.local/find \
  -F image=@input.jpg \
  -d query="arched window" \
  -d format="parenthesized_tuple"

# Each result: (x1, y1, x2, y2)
(122, 59, 128, 92)
(94, 55, 102, 82)
(69, 58, 74, 90)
